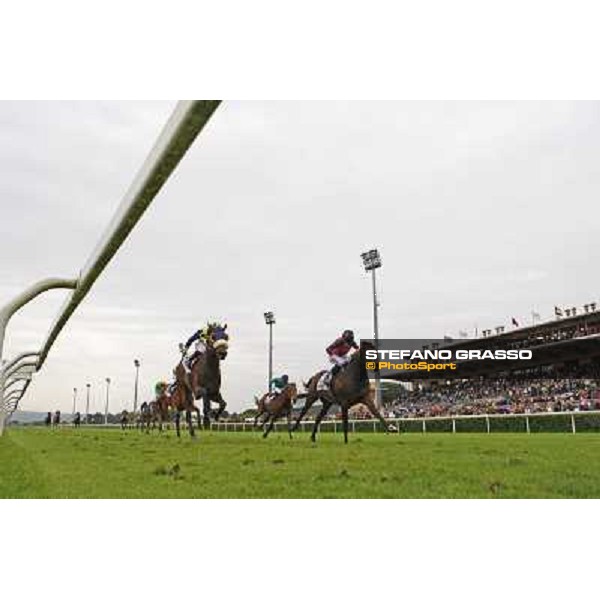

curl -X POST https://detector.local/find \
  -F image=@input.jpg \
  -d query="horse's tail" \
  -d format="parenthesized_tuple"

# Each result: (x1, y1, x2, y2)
(304, 372, 323, 390)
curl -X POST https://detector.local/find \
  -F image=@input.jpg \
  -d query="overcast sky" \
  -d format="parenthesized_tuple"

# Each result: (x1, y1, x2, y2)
(2, 101, 600, 414)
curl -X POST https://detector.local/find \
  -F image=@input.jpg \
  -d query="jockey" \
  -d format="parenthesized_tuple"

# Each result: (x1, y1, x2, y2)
(323, 330, 359, 386)
(183, 324, 212, 370)
(154, 381, 168, 398)
(269, 374, 289, 398)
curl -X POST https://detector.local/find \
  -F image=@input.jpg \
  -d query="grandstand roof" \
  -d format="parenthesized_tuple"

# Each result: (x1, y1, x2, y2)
(452, 310, 600, 348)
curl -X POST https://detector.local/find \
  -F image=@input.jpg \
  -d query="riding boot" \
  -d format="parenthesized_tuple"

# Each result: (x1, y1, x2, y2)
(185, 351, 197, 372)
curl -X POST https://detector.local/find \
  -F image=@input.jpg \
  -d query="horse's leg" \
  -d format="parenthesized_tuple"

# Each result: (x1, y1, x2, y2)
(310, 400, 331, 443)
(194, 406, 201, 432)
(362, 395, 396, 432)
(201, 395, 210, 428)
(253, 410, 263, 429)
(341, 403, 349, 444)
(287, 407, 293, 440)
(260, 411, 271, 430)
(175, 411, 181, 438)
(263, 413, 276, 439)
(186, 410, 195, 437)
(292, 395, 316, 432)
(215, 393, 226, 421)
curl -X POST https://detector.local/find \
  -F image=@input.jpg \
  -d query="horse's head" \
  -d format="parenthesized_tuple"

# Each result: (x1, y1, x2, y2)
(357, 340, 377, 368)
(209, 322, 229, 359)
(287, 382, 299, 404)
(359, 340, 375, 354)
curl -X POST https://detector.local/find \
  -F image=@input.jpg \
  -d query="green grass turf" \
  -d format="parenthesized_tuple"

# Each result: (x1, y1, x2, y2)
(2, 427, 600, 498)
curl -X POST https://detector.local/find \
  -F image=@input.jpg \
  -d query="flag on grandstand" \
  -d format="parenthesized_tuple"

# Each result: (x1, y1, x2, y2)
(532, 311, 541, 320)
(555, 306, 563, 317)
(459, 330, 468, 338)
(512, 317, 519, 327)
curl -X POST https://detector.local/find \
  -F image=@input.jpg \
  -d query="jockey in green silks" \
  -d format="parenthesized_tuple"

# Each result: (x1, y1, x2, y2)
(268, 374, 289, 400)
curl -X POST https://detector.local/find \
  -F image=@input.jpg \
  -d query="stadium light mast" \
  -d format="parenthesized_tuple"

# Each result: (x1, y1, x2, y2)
(264, 311, 275, 392)
(72, 387, 77, 419)
(104, 377, 111, 425)
(85, 383, 91, 424)
(361, 249, 383, 409)
(133, 359, 140, 414)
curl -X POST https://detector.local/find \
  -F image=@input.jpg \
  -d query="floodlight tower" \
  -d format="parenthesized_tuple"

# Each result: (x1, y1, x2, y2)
(361, 248, 383, 408)
(104, 377, 111, 425)
(72, 387, 77, 419)
(85, 383, 91, 424)
(264, 311, 275, 392)
(133, 359, 140, 414)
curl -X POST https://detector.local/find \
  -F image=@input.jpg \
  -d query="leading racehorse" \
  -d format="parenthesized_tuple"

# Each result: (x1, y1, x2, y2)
(292, 341, 396, 443)
(173, 323, 229, 430)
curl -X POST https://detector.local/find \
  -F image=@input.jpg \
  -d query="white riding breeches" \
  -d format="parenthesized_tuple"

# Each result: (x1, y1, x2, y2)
(329, 354, 350, 368)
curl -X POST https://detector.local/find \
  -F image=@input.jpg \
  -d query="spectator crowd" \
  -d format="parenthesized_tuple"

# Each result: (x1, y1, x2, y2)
(387, 364, 600, 418)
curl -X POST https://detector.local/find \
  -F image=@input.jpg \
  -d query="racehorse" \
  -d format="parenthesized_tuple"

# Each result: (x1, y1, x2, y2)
(139, 386, 173, 433)
(119, 410, 129, 430)
(292, 341, 397, 443)
(173, 323, 229, 429)
(139, 401, 153, 431)
(254, 384, 298, 439)
(151, 383, 173, 432)
(170, 353, 202, 438)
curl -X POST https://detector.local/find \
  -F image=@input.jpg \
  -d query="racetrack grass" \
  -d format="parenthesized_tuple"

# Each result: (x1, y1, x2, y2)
(2, 427, 600, 498)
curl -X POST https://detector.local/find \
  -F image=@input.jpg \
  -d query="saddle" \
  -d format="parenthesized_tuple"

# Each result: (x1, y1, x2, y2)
(318, 359, 352, 392)
(185, 351, 204, 372)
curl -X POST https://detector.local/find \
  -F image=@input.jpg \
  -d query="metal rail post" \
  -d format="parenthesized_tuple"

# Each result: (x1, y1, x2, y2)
(0, 351, 40, 375)
(0, 279, 77, 431)
(3, 377, 30, 394)
(3, 360, 38, 381)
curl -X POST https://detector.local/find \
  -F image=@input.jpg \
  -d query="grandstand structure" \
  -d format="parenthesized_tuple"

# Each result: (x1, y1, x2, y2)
(386, 308, 600, 381)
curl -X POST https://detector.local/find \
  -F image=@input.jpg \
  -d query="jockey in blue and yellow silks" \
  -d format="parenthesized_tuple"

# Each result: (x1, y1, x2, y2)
(183, 324, 212, 370)
(182, 322, 229, 370)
